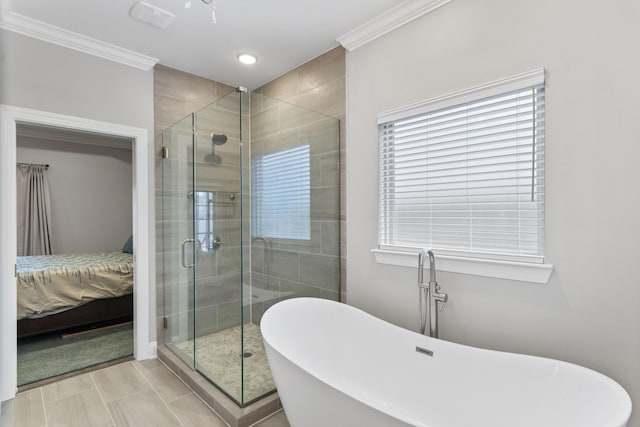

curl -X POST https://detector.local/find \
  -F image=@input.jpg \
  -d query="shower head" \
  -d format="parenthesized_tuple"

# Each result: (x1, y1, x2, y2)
(207, 133, 227, 164)
(212, 133, 228, 145)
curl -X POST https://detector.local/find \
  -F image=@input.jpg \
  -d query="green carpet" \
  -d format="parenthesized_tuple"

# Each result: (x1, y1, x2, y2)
(17, 324, 133, 386)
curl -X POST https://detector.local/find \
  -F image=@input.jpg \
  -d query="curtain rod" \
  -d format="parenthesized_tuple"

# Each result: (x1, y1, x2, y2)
(17, 162, 49, 169)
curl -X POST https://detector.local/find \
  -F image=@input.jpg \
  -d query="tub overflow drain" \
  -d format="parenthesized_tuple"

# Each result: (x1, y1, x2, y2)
(415, 346, 434, 357)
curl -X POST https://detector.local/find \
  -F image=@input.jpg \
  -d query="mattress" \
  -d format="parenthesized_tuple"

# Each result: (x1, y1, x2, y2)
(17, 251, 134, 320)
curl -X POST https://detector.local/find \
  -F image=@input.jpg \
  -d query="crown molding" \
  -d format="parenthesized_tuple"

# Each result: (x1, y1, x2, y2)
(0, 11, 158, 70)
(337, 0, 452, 51)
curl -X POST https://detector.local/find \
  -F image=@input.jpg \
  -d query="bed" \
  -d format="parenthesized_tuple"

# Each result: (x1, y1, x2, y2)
(16, 251, 134, 338)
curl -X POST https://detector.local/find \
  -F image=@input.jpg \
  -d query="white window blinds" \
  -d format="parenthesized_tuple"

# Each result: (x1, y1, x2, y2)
(252, 145, 311, 240)
(378, 74, 545, 262)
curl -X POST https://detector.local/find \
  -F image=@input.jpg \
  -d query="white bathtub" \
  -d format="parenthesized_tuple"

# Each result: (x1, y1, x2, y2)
(261, 297, 631, 427)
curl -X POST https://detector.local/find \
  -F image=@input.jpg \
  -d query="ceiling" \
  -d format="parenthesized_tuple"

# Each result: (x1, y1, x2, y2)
(3, 0, 406, 89)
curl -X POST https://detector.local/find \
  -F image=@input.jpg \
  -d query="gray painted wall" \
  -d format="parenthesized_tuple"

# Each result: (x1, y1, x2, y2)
(17, 136, 132, 255)
(346, 0, 640, 424)
(0, 29, 156, 341)
(0, 30, 153, 130)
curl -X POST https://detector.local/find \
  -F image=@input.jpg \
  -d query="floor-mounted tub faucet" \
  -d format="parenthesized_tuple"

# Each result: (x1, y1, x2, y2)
(417, 250, 448, 338)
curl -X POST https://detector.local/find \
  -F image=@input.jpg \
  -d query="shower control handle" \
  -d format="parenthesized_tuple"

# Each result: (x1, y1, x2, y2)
(213, 235, 224, 250)
(181, 239, 197, 268)
(435, 291, 448, 312)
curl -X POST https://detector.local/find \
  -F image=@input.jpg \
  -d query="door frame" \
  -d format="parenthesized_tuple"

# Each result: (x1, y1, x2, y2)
(0, 104, 154, 401)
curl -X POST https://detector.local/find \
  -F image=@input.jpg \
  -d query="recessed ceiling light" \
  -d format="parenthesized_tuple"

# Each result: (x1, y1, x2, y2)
(237, 53, 258, 65)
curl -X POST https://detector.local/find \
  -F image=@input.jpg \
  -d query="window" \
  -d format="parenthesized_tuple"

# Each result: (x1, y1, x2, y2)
(252, 145, 311, 240)
(378, 70, 545, 263)
(194, 191, 215, 252)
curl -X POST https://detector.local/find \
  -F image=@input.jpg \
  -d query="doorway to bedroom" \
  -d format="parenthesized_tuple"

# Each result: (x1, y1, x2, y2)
(0, 105, 153, 403)
(15, 124, 135, 387)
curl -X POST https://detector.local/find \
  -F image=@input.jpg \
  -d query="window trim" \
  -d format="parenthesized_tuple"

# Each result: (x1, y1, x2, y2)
(372, 248, 553, 284)
(377, 68, 545, 124)
(375, 68, 552, 282)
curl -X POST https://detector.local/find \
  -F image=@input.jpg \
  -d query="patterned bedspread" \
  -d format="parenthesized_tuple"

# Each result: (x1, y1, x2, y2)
(17, 251, 134, 320)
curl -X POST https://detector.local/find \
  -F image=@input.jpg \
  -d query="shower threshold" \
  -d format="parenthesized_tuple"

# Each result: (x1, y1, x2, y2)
(157, 345, 282, 427)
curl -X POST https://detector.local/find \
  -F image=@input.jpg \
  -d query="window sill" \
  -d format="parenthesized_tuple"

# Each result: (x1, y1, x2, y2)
(371, 248, 553, 284)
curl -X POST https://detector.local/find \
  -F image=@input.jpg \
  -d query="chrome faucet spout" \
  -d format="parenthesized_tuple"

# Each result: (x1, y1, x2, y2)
(427, 250, 436, 283)
(418, 249, 436, 284)
(418, 249, 434, 336)
(418, 250, 427, 285)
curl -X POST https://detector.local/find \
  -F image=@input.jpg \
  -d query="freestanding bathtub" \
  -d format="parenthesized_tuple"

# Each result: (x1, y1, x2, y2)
(261, 297, 631, 427)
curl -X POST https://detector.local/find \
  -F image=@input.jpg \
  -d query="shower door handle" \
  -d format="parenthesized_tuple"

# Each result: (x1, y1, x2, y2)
(181, 239, 197, 268)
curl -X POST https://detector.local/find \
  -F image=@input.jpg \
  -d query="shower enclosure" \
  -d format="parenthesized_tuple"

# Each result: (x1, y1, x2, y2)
(161, 89, 340, 406)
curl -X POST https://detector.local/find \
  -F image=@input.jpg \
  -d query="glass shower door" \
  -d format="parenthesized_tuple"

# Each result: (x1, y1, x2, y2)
(162, 113, 197, 368)
(192, 90, 246, 403)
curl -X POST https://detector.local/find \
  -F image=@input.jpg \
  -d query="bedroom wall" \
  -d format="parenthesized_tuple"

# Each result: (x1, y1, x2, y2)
(16, 136, 133, 255)
(346, 0, 640, 425)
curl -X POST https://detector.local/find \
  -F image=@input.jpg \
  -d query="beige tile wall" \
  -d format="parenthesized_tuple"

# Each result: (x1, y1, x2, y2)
(154, 65, 235, 345)
(249, 94, 341, 323)
(255, 46, 347, 302)
(154, 65, 236, 138)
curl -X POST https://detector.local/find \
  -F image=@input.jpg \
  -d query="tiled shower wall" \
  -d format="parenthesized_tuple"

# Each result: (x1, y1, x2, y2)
(254, 46, 347, 302)
(249, 94, 341, 324)
(154, 46, 347, 343)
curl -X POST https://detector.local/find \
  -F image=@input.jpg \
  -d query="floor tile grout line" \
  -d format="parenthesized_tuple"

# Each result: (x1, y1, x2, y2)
(248, 409, 286, 427)
(38, 373, 96, 406)
(136, 361, 188, 427)
(140, 365, 191, 405)
(155, 358, 231, 427)
(159, 359, 231, 426)
(130, 359, 144, 375)
(37, 387, 49, 427)
(94, 362, 154, 406)
(89, 369, 117, 427)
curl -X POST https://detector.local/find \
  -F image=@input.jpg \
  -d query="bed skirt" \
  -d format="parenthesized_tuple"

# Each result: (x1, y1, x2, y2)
(17, 294, 133, 339)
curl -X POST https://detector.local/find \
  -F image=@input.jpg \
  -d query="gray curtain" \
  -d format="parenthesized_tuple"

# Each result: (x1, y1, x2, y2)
(17, 165, 53, 256)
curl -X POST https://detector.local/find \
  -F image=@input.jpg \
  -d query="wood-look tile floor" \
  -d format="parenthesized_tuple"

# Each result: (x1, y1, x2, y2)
(0, 359, 290, 427)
